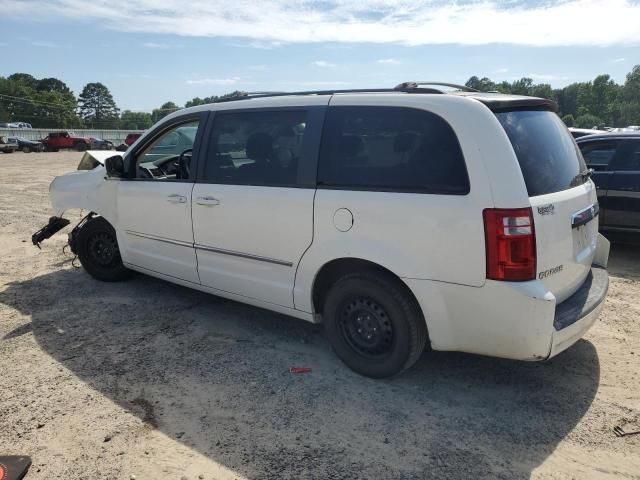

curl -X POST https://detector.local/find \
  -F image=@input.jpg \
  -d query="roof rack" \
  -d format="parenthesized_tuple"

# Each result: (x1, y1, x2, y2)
(212, 82, 477, 103)
(393, 81, 478, 92)
(213, 88, 403, 102)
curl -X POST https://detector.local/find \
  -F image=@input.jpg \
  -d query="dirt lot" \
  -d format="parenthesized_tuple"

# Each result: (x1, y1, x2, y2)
(1, 151, 639, 480)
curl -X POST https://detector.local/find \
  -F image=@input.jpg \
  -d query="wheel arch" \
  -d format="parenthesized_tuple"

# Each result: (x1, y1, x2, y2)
(311, 257, 427, 330)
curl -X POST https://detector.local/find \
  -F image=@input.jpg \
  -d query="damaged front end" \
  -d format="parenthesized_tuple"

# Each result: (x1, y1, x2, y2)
(32, 153, 119, 249)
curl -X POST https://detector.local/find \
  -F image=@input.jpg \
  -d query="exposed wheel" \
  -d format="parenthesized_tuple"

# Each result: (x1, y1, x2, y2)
(22, 146, 31, 153)
(323, 271, 427, 378)
(76, 217, 131, 282)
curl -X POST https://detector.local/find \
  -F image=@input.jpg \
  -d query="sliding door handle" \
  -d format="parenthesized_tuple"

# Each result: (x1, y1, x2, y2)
(196, 196, 221, 206)
(167, 194, 187, 204)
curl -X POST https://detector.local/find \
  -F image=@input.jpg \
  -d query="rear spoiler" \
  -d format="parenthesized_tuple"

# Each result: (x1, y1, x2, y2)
(457, 93, 558, 113)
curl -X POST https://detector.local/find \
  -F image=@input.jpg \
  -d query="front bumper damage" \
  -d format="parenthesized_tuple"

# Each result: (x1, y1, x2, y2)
(32, 212, 95, 252)
(31, 216, 70, 248)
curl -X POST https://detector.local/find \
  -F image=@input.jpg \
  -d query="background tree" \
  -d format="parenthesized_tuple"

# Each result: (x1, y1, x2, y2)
(620, 65, 640, 126)
(151, 101, 180, 123)
(575, 113, 603, 129)
(0, 73, 79, 128)
(120, 110, 153, 130)
(184, 91, 247, 108)
(561, 114, 575, 127)
(77, 82, 120, 128)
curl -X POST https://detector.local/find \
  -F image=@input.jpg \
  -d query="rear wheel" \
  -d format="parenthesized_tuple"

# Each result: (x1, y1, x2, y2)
(76, 217, 131, 282)
(22, 146, 31, 153)
(323, 271, 427, 378)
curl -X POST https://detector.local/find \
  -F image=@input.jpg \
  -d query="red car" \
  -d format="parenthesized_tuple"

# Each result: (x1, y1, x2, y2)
(42, 132, 92, 152)
(125, 133, 142, 146)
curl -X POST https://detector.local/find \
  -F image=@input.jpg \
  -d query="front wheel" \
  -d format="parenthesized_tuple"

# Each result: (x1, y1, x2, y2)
(323, 271, 427, 378)
(74, 142, 88, 152)
(22, 146, 31, 153)
(76, 217, 131, 282)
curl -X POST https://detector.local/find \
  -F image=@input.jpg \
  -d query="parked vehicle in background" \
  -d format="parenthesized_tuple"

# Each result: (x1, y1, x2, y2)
(116, 132, 143, 152)
(1, 122, 32, 128)
(0, 136, 18, 153)
(125, 133, 142, 146)
(8, 136, 44, 153)
(34, 83, 610, 378)
(577, 132, 640, 233)
(41, 132, 92, 152)
(90, 137, 114, 150)
(569, 127, 602, 139)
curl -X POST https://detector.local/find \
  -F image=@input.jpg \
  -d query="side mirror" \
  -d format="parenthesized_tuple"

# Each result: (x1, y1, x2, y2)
(105, 155, 125, 178)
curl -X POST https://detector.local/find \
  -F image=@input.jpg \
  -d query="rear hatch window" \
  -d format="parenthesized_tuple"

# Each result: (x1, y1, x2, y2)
(495, 110, 588, 197)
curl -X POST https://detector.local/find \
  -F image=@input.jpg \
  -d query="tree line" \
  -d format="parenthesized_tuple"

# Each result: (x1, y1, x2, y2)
(465, 65, 640, 128)
(1, 66, 639, 130)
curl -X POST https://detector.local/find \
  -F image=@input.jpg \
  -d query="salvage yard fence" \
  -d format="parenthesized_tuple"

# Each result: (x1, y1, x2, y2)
(0, 128, 144, 144)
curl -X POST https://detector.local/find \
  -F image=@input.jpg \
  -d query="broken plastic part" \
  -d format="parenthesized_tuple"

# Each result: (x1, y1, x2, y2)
(31, 217, 70, 248)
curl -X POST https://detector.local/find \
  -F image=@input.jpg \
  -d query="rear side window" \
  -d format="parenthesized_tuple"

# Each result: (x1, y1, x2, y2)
(612, 140, 640, 172)
(318, 106, 469, 194)
(579, 141, 620, 171)
(496, 110, 588, 197)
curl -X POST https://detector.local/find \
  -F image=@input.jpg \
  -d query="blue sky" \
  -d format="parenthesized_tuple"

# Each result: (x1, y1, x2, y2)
(2, 0, 639, 112)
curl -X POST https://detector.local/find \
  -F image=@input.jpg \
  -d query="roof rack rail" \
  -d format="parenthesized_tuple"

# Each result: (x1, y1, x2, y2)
(210, 83, 476, 103)
(394, 81, 479, 92)
(213, 88, 401, 102)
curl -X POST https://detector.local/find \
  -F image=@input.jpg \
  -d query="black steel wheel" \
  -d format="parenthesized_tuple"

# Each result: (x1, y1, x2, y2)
(339, 297, 394, 358)
(323, 271, 427, 378)
(77, 217, 131, 282)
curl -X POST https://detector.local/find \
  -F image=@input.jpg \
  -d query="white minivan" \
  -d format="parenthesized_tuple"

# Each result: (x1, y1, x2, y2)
(34, 83, 610, 378)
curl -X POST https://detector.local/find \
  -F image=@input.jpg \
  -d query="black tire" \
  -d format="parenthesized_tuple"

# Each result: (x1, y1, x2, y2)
(76, 217, 131, 282)
(74, 142, 88, 152)
(22, 146, 31, 153)
(323, 271, 428, 378)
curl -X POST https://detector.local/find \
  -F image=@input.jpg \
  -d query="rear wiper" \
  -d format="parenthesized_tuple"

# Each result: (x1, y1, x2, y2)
(570, 168, 594, 187)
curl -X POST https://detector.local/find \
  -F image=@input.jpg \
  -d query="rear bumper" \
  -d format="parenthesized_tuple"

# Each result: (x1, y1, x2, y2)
(404, 266, 609, 361)
(549, 267, 609, 358)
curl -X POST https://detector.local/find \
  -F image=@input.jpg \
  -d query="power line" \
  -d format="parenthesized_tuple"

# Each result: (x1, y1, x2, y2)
(0, 93, 75, 109)
(0, 93, 183, 113)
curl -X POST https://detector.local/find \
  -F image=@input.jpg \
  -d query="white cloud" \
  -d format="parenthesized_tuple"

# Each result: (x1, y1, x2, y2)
(494, 67, 509, 74)
(230, 41, 282, 49)
(142, 42, 171, 49)
(31, 40, 58, 48)
(186, 77, 241, 85)
(611, 57, 626, 63)
(312, 60, 336, 68)
(5, 0, 640, 47)
(377, 58, 400, 64)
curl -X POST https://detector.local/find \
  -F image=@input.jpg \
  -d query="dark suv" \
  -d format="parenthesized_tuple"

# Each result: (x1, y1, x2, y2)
(577, 132, 640, 233)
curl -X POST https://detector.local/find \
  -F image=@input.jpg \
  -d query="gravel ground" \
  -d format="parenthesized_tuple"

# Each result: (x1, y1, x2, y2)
(1, 152, 639, 480)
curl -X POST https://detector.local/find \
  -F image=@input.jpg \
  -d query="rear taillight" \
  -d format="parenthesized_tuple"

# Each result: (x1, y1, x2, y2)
(483, 208, 536, 281)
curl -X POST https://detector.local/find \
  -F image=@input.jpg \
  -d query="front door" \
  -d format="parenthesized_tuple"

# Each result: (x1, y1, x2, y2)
(192, 105, 326, 307)
(116, 115, 206, 284)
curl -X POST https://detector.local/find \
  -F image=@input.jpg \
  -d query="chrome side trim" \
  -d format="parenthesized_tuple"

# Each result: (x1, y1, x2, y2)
(125, 230, 293, 267)
(125, 230, 194, 248)
(194, 243, 293, 267)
